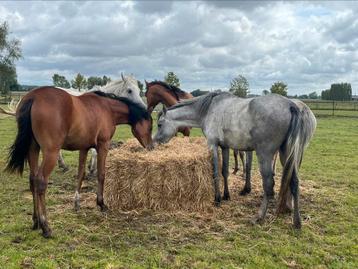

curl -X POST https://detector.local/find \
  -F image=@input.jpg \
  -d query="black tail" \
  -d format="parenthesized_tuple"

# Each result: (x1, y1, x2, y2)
(5, 99, 34, 175)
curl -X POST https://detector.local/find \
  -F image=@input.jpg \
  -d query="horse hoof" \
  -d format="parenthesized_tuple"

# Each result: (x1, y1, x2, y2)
(74, 202, 80, 212)
(293, 219, 302, 230)
(250, 216, 264, 226)
(42, 228, 53, 238)
(239, 188, 251, 196)
(32, 222, 39, 230)
(222, 193, 230, 201)
(100, 204, 109, 212)
(61, 166, 69, 173)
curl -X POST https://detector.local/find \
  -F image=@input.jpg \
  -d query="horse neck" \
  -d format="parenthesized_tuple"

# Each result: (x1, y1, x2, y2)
(167, 104, 200, 128)
(158, 87, 179, 107)
(106, 99, 131, 125)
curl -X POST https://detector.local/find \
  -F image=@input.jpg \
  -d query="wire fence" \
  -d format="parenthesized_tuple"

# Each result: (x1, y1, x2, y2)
(1, 92, 358, 118)
(301, 100, 358, 117)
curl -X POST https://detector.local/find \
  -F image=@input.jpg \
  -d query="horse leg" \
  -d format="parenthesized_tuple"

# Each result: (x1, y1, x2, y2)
(221, 146, 230, 200)
(35, 149, 58, 238)
(87, 148, 97, 178)
(252, 151, 274, 224)
(278, 150, 293, 213)
(96, 142, 109, 212)
(291, 168, 301, 229)
(211, 144, 221, 206)
(57, 151, 69, 172)
(28, 141, 40, 230)
(74, 149, 89, 211)
(239, 151, 246, 178)
(232, 149, 239, 175)
(240, 151, 252, 195)
(181, 127, 190, 136)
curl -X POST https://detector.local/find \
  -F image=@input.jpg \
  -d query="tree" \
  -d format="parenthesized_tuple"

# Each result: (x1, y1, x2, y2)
(0, 22, 22, 95)
(191, 89, 209, 97)
(321, 83, 352, 100)
(321, 89, 331, 100)
(137, 80, 145, 97)
(87, 76, 103, 89)
(102, 75, 111, 86)
(52, 74, 70, 88)
(71, 73, 87, 91)
(229, 75, 249, 97)
(262, 89, 269, 96)
(270, 81, 288, 96)
(164, 71, 180, 87)
(308, 91, 318, 99)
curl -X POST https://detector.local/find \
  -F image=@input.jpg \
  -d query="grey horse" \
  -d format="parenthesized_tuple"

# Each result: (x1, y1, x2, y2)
(153, 92, 316, 228)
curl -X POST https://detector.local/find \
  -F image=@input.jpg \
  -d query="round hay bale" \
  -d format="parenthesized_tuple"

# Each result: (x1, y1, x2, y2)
(104, 137, 221, 212)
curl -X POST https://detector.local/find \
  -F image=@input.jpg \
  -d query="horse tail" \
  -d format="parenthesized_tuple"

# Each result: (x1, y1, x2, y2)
(5, 99, 34, 175)
(277, 103, 316, 213)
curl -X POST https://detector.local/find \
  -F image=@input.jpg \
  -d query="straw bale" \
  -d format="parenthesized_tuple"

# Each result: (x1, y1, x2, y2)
(104, 137, 222, 212)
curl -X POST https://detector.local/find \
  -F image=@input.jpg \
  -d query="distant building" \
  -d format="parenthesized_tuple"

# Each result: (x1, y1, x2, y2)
(352, 95, 358, 101)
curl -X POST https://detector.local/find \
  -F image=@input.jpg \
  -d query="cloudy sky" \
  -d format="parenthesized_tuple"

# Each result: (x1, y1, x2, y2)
(1, 1, 357, 95)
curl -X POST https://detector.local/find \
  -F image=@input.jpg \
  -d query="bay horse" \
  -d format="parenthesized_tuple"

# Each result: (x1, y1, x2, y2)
(153, 92, 316, 229)
(145, 81, 247, 176)
(145, 80, 193, 136)
(5, 87, 153, 238)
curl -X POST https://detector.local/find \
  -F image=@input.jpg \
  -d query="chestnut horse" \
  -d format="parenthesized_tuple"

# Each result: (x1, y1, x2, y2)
(145, 81, 193, 136)
(5, 87, 153, 238)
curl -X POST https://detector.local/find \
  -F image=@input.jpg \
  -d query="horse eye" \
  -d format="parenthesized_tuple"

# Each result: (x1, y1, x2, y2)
(128, 89, 132, 94)
(158, 123, 162, 128)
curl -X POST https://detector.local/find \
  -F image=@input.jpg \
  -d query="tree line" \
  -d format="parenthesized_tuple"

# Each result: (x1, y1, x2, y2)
(52, 73, 112, 90)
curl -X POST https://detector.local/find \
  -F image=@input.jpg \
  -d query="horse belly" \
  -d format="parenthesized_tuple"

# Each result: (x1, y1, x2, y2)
(222, 128, 253, 150)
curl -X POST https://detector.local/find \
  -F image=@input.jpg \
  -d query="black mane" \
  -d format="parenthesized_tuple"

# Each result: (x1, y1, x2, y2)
(147, 80, 186, 100)
(93, 91, 150, 125)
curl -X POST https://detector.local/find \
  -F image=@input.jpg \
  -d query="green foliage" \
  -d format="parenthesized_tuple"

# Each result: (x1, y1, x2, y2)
(164, 71, 180, 87)
(270, 81, 288, 96)
(262, 89, 269, 96)
(87, 75, 111, 89)
(229, 75, 249, 97)
(191, 89, 209, 97)
(0, 22, 22, 95)
(137, 80, 145, 97)
(322, 83, 352, 101)
(52, 74, 70, 88)
(71, 73, 87, 91)
(308, 91, 318, 99)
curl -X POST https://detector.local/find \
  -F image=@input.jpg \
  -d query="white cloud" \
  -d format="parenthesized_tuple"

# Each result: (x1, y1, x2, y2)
(1, 0, 357, 95)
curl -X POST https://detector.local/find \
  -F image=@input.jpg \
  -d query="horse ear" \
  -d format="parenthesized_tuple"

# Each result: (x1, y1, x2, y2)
(145, 80, 149, 86)
(163, 106, 167, 115)
(121, 72, 126, 82)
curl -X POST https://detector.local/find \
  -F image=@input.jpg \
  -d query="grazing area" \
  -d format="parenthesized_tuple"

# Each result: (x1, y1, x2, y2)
(105, 137, 216, 212)
(0, 112, 357, 268)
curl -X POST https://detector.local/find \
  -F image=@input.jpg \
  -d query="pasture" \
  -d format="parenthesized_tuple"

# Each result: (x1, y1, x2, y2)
(0, 111, 357, 268)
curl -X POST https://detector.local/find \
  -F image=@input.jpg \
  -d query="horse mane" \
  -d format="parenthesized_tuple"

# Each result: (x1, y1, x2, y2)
(168, 91, 232, 117)
(146, 80, 186, 100)
(92, 91, 150, 125)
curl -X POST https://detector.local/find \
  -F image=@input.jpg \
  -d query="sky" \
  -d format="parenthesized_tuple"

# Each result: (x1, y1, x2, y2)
(1, 1, 358, 95)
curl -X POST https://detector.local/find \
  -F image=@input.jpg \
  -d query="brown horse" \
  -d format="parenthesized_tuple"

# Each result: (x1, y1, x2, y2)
(5, 87, 153, 238)
(145, 80, 193, 136)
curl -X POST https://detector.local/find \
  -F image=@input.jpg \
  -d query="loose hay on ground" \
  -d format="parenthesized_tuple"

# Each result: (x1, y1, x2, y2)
(104, 137, 222, 212)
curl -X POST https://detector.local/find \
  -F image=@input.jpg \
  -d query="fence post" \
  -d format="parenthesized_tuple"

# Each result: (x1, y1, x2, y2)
(332, 101, 335, 116)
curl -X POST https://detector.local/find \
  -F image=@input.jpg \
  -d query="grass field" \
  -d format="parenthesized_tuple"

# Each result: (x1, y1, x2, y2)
(0, 112, 357, 268)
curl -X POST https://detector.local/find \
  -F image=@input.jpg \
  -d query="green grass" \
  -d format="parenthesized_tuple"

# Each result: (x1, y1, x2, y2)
(0, 113, 357, 268)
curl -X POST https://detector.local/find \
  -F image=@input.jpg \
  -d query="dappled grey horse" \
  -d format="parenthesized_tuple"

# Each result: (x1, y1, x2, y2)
(153, 92, 316, 228)
(239, 99, 316, 198)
